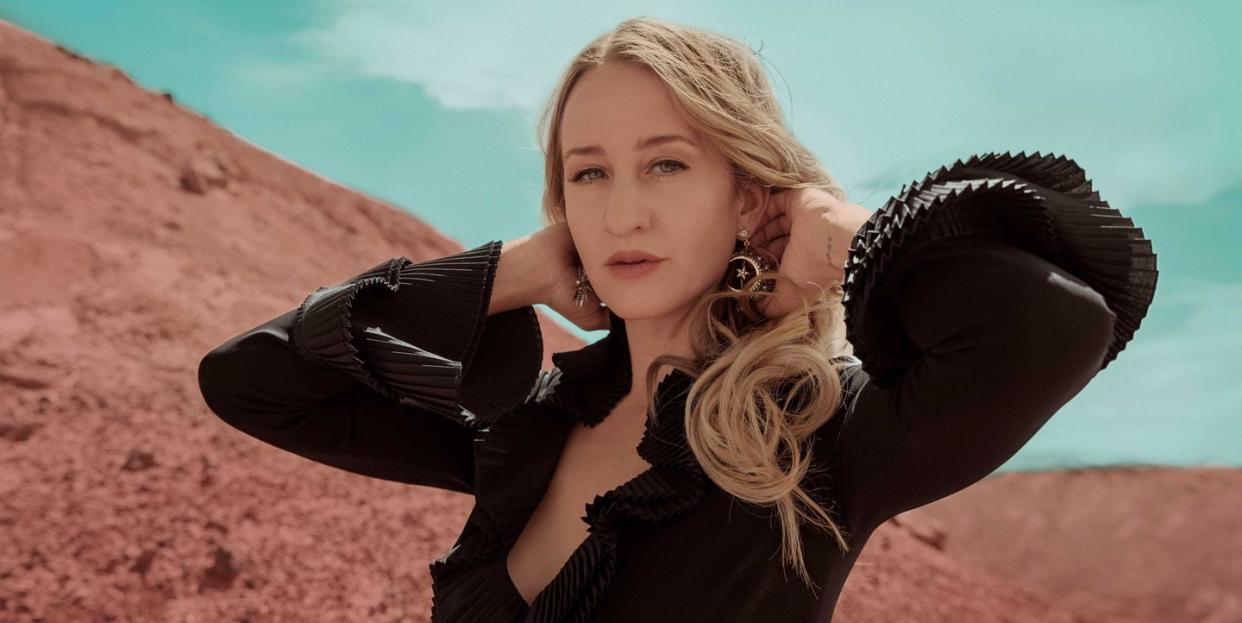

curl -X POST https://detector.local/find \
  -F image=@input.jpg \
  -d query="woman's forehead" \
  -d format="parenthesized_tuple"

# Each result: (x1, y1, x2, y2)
(562, 66, 689, 135)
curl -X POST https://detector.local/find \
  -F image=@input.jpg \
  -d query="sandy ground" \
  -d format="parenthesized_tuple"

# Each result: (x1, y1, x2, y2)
(1, 19, 1236, 623)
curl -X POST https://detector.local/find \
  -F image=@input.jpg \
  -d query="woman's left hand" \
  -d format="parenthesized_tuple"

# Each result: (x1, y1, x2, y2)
(746, 187, 874, 318)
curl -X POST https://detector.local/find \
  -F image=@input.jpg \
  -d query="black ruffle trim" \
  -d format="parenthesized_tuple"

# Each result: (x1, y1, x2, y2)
(291, 240, 544, 428)
(429, 314, 710, 622)
(841, 151, 1157, 387)
(526, 371, 706, 622)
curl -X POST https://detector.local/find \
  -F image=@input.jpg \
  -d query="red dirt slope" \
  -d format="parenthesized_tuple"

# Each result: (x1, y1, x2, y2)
(0, 19, 1232, 623)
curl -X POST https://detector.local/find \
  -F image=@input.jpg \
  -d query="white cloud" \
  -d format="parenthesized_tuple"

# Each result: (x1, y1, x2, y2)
(293, 1, 1239, 225)
(293, 1, 667, 111)
(235, 58, 336, 87)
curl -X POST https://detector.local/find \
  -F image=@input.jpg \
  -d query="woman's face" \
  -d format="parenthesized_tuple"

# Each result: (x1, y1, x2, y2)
(560, 61, 763, 320)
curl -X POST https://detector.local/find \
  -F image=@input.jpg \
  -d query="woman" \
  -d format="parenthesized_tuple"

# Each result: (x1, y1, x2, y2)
(197, 16, 1157, 623)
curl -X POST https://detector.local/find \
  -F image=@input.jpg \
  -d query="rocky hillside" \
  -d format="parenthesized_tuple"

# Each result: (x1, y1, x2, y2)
(1, 19, 1234, 623)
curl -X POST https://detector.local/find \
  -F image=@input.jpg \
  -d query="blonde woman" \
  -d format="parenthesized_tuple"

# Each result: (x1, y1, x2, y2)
(198, 16, 1157, 622)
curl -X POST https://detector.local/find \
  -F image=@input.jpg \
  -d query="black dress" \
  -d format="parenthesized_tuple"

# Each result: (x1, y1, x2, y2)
(197, 152, 1157, 622)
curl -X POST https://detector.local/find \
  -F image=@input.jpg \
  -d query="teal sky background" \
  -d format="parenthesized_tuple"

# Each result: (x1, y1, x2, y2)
(3, 1, 1238, 472)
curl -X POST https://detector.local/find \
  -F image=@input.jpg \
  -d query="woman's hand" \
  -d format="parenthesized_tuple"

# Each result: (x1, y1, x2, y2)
(522, 221, 611, 332)
(746, 187, 874, 318)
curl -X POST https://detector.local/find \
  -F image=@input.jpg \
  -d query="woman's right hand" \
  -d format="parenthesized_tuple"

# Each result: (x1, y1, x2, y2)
(493, 222, 611, 332)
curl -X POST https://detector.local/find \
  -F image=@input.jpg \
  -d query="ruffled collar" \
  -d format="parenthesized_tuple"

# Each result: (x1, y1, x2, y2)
(548, 310, 701, 471)
(548, 308, 634, 425)
(431, 309, 710, 622)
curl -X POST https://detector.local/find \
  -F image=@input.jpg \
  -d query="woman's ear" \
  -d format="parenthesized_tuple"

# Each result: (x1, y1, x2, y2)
(736, 177, 771, 232)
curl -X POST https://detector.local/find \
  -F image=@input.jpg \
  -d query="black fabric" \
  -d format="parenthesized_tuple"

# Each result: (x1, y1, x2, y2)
(196, 240, 543, 495)
(841, 151, 1157, 387)
(196, 152, 1157, 622)
(293, 240, 544, 428)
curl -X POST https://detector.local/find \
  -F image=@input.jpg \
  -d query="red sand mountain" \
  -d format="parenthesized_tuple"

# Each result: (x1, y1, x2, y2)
(0, 19, 1234, 623)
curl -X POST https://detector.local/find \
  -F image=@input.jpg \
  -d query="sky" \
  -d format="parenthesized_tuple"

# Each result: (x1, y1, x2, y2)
(2, 0, 1238, 471)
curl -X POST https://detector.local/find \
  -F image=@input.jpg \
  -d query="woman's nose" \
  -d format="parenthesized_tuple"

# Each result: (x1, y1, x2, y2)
(602, 186, 652, 235)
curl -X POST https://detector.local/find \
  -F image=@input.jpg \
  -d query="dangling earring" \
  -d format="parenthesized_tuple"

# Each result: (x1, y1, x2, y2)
(725, 226, 775, 303)
(573, 264, 595, 307)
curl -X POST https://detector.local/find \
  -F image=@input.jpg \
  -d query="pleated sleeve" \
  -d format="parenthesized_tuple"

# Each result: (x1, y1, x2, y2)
(196, 240, 544, 494)
(824, 151, 1158, 531)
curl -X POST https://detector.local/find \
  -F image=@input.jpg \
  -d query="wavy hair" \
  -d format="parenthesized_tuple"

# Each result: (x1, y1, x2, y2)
(535, 16, 857, 591)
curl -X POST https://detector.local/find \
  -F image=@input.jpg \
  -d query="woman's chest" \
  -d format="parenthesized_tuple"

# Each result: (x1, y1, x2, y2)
(560, 489, 827, 622)
(504, 417, 653, 606)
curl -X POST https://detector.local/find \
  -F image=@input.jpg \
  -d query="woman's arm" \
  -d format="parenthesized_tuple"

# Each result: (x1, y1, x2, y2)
(821, 152, 1157, 531)
(196, 240, 545, 494)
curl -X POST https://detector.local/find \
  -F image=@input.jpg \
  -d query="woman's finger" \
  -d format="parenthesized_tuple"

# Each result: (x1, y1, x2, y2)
(766, 187, 793, 218)
(764, 236, 788, 263)
(761, 213, 789, 243)
(748, 211, 788, 248)
(757, 225, 790, 263)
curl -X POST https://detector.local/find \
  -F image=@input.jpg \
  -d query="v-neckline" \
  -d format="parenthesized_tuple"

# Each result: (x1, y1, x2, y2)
(454, 310, 710, 620)
(503, 414, 657, 609)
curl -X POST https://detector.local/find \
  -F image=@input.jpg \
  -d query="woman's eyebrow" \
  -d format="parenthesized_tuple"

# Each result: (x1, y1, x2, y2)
(563, 134, 699, 161)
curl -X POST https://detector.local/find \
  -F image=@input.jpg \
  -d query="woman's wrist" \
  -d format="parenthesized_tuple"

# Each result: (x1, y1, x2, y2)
(829, 200, 874, 267)
(488, 238, 543, 315)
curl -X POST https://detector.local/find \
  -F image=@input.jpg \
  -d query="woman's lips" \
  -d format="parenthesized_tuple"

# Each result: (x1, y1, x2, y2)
(607, 259, 665, 279)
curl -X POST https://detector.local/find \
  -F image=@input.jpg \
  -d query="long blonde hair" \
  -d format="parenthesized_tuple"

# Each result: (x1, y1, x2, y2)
(536, 16, 857, 590)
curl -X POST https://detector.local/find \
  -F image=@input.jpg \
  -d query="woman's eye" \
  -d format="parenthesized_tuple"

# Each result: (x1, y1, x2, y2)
(572, 168, 604, 183)
(570, 159, 687, 183)
(653, 159, 687, 174)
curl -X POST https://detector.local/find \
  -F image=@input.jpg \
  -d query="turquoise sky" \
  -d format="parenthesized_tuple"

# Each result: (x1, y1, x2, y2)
(4, 1, 1238, 471)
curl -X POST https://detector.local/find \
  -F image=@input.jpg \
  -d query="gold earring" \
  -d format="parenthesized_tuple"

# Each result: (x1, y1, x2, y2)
(725, 226, 775, 302)
(573, 264, 595, 307)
